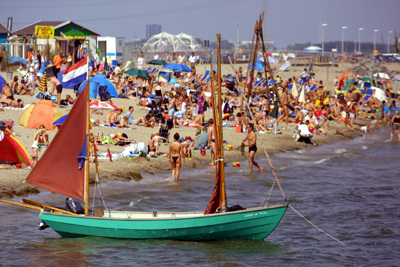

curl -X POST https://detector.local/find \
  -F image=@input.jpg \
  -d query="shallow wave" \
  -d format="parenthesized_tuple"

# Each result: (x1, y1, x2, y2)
(314, 158, 330, 164)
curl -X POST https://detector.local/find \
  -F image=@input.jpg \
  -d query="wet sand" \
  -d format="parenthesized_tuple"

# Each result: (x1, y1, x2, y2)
(0, 61, 398, 197)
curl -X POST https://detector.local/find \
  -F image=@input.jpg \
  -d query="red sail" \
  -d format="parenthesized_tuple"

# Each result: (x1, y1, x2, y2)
(26, 86, 88, 199)
(204, 173, 222, 214)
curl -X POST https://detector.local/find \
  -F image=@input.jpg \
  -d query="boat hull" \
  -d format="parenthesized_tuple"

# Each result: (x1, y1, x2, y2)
(40, 204, 288, 241)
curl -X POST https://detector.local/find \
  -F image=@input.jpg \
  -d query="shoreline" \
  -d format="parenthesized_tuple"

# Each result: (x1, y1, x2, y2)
(0, 119, 372, 199)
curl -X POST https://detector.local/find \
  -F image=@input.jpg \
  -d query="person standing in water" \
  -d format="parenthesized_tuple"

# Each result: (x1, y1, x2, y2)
(390, 110, 400, 141)
(242, 123, 263, 175)
(169, 133, 185, 181)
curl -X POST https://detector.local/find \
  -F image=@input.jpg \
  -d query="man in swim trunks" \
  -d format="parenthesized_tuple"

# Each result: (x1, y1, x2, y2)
(0, 83, 15, 107)
(105, 109, 122, 127)
(50, 76, 63, 108)
(288, 107, 304, 123)
(168, 133, 185, 181)
(242, 123, 263, 175)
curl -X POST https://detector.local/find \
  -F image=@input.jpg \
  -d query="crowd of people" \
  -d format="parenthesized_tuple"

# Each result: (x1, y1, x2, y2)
(1, 49, 400, 179)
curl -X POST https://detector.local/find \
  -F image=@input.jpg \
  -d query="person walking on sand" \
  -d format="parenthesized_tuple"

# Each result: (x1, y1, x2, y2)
(242, 123, 263, 175)
(169, 133, 185, 181)
(49, 76, 63, 108)
(278, 86, 289, 127)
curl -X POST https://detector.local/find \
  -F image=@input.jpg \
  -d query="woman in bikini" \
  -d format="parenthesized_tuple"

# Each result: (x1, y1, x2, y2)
(390, 110, 400, 141)
(168, 133, 185, 181)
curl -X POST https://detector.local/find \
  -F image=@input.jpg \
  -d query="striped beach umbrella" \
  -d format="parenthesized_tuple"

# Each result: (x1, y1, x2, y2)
(38, 74, 47, 93)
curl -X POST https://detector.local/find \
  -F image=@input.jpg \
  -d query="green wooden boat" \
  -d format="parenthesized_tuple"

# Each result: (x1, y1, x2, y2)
(1, 35, 288, 241)
(40, 205, 287, 240)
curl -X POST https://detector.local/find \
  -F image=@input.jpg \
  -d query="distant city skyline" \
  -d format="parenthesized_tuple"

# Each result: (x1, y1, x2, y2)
(1, 0, 399, 50)
(146, 24, 162, 40)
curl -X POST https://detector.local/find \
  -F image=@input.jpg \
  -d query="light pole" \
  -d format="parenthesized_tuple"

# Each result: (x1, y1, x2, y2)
(322, 23, 327, 56)
(342, 26, 347, 56)
(388, 30, 393, 53)
(358, 28, 363, 53)
(236, 23, 239, 64)
(374, 29, 379, 50)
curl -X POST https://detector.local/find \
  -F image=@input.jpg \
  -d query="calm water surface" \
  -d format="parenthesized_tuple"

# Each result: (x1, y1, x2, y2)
(0, 128, 399, 266)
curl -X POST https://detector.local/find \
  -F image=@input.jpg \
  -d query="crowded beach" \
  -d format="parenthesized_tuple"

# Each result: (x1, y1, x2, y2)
(1, 47, 400, 197)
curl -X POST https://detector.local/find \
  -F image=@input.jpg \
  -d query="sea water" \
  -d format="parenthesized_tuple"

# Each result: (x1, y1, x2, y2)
(0, 127, 399, 266)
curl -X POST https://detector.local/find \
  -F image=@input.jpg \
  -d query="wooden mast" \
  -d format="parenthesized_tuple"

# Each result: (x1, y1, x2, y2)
(84, 62, 90, 215)
(216, 34, 227, 211)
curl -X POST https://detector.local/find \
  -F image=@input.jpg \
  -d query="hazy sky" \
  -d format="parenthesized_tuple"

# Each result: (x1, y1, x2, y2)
(1, 0, 399, 48)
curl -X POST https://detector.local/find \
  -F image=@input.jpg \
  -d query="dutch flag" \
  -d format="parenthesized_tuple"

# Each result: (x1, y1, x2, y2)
(57, 57, 88, 89)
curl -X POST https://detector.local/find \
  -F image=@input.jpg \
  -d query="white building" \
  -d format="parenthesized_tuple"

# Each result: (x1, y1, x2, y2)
(97, 36, 125, 62)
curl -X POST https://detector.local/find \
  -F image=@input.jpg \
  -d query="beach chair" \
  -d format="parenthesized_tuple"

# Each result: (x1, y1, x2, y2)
(199, 70, 210, 81)
(121, 61, 132, 71)
(144, 67, 151, 72)
(224, 74, 232, 81)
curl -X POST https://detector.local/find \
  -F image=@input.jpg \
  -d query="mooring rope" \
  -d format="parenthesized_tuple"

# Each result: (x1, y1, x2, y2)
(258, 179, 275, 207)
(289, 205, 346, 245)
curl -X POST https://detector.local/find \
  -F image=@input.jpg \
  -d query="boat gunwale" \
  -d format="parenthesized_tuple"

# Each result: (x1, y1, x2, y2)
(40, 204, 288, 221)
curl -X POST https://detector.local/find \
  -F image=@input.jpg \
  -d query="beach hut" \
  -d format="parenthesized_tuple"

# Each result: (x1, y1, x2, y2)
(19, 100, 63, 131)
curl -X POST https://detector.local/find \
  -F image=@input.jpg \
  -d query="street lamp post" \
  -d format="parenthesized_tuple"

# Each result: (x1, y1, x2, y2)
(374, 29, 379, 50)
(388, 30, 393, 53)
(322, 23, 327, 56)
(358, 28, 363, 53)
(342, 26, 347, 56)
(236, 23, 239, 64)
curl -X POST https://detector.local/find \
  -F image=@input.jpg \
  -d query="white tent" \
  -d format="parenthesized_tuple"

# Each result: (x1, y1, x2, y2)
(142, 32, 202, 52)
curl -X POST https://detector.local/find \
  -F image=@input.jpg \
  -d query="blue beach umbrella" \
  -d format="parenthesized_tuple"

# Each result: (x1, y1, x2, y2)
(162, 63, 192, 72)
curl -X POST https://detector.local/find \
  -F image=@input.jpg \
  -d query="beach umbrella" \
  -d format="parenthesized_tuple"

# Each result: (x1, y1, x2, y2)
(291, 81, 299, 98)
(0, 134, 32, 167)
(298, 86, 306, 103)
(339, 70, 352, 80)
(162, 63, 192, 72)
(371, 87, 387, 102)
(53, 114, 93, 126)
(90, 101, 120, 110)
(19, 100, 63, 131)
(148, 59, 167, 66)
(125, 68, 151, 79)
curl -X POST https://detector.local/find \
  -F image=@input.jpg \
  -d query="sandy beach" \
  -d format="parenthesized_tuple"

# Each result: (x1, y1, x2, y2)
(1, 61, 398, 198)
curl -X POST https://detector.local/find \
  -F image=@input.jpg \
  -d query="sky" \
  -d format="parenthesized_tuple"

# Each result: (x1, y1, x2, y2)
(1, 0, 399, 49)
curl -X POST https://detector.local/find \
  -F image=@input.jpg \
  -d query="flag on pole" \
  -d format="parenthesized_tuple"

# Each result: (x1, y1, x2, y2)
(57, 58, 88, 89)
